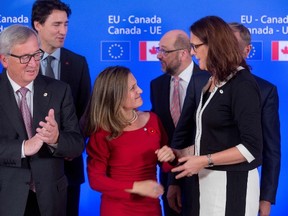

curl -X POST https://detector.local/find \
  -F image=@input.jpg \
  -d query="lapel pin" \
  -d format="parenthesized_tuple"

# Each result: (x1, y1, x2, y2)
(219, 89, 224, 94)
(43, 93, 48, 97)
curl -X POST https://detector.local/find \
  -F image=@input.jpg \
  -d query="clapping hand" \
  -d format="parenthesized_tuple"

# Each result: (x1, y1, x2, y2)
(36, 109, 59, 145)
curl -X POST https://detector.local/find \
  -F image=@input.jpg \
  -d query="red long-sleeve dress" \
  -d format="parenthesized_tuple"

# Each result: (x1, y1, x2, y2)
(86, 112, 169, 216)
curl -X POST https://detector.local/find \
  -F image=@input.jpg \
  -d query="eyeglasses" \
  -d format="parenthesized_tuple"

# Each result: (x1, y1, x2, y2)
(190, 43, 205, 52)
(155, 47, 185, 56)
(7, 49, 44, 64)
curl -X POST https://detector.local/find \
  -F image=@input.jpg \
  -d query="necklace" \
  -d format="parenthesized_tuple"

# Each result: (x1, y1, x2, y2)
(127, 110, 138, 125)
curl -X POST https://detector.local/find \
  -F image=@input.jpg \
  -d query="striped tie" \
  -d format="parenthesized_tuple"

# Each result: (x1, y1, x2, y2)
(18, 87, 36, 192)
(18, 87, 33, 138)
(170, 76, 181, 126)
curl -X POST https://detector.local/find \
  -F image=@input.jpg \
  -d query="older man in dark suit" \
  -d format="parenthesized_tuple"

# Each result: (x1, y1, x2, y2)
(31, 1, 91, 215)
(0, 25, 84, 216)
(230, 22, 281, 216)
(150, 30, 209, 216)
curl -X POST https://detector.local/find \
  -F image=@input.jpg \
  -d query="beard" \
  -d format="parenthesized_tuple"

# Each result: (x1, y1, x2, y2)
(165, 67, 176, 76)
(164, 60, 181, 76)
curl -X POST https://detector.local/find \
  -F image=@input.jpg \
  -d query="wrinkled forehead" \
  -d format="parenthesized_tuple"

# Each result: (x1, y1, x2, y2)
(10, 35, 40, 54)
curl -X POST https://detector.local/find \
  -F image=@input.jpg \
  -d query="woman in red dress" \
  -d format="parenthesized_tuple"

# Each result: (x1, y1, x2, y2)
(84, 66, 176, 216)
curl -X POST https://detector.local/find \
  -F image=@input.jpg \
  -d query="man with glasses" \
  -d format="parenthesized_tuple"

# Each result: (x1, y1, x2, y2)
(150, 29, 209, 216)
(230, 22, 281, 216)
(6, 49, 44, 64)
(0, 24, 84, 216)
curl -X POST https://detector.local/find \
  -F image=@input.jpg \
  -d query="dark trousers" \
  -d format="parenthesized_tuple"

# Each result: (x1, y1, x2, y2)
(66, 184, 81, 216)
(160, 171, 181, 216)
(162, 171, 200, 216)
(181, 176, 199, 216)
(24, 190, 41, 216)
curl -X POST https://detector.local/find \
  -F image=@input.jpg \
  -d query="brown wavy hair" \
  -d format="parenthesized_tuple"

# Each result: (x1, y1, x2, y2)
(190, 16, 249, 82)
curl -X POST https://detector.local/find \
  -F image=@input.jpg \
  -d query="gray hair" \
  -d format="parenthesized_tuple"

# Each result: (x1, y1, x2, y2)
(229, 22, 251, 46)
(0, 24, 40, 55)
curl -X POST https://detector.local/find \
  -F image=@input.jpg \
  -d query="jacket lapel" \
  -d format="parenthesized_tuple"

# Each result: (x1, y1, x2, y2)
(0, 72, 27, 137)
(162, 74, 173, 120)
(59, 48, 71, 82)
(32, 75, 52, 126)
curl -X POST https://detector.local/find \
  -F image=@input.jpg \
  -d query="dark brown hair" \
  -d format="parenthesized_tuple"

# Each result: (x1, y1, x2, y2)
(31, 0, 71, 31)
(190, 16, 249, 82)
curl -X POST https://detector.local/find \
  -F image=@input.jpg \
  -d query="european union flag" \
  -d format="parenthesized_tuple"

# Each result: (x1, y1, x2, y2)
(101, 41, 131, 61)
(247, 41, 263, 61)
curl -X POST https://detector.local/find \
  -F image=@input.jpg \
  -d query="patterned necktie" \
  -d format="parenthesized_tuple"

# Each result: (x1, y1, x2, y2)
(18, 87, 36, 192)
(46, 55, 55, 78)
(170, 76, 181, 126)
(18, 87, 33, 138)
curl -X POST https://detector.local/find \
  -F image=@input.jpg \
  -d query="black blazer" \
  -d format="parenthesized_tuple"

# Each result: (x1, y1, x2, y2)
(150, 63, 209, 146)
(196, 69, 262, 171)
(254, 75, 281, 204)
(171, 70, 210, 149)
(150, 63, 209, 216)
(59, 48, 91, 121)
(44, 48, 91, 185)
(0, 72, 84, 216)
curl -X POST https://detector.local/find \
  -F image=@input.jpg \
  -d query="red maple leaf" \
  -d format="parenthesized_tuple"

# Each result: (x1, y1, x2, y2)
(281, 46, 288, 54)
(149, 46, 157, 55)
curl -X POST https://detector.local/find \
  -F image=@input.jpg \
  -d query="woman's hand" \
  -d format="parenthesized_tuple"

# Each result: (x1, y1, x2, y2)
(155, 145, 176, 162)
(171, 155, 207, 179)
(126, 180, 164, 199)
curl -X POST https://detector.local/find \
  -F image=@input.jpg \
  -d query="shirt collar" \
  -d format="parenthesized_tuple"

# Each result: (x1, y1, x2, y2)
(173, 61, 194, 83)
(6, 71, 34, 93)
(42, 48, 61, 61)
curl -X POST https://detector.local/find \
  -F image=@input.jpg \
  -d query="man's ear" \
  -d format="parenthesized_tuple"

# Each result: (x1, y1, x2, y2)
(245, 44, 252, 58)
(0, 55, 8, 68)
(34, 21, 41, 32)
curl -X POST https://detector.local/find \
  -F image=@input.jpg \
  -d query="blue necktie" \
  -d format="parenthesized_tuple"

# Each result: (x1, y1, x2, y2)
(46, 55, 55, 78)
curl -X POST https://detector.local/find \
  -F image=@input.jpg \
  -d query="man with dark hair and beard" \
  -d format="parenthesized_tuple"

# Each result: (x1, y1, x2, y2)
(150, 30, 209, 216)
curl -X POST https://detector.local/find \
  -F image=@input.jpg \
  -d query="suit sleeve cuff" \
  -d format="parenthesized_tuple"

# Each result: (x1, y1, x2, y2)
(21, 140, 26, 158)
(236, 144, 255, 163)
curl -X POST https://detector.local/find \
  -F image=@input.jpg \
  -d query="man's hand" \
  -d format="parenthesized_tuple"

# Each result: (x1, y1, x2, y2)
(24, 135, 44, 156)
(36, 109, 59, 145)
(259, 200, 271, 216)
(167, 185, 182, 213)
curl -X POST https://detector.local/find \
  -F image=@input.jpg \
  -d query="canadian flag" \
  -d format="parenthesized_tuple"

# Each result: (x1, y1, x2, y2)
(271, 41, 288, 61)
(139, 41, 159, 61)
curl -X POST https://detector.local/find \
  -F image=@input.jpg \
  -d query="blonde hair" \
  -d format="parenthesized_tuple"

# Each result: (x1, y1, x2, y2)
(84, 66, 131, 139)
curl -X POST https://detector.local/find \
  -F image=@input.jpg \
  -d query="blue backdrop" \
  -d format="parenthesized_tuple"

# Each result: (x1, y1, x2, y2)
(1, 0, 287, 215)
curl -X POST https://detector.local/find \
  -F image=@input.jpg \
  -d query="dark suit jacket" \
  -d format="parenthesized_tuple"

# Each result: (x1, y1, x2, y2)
(150, 63, 209, 216)
(150, 64, 209, 146)
(171, 71, 210, 150)
(0, 72, 84, 216)
(254, 75, 281, 204)
(56, 48, 91, 185)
